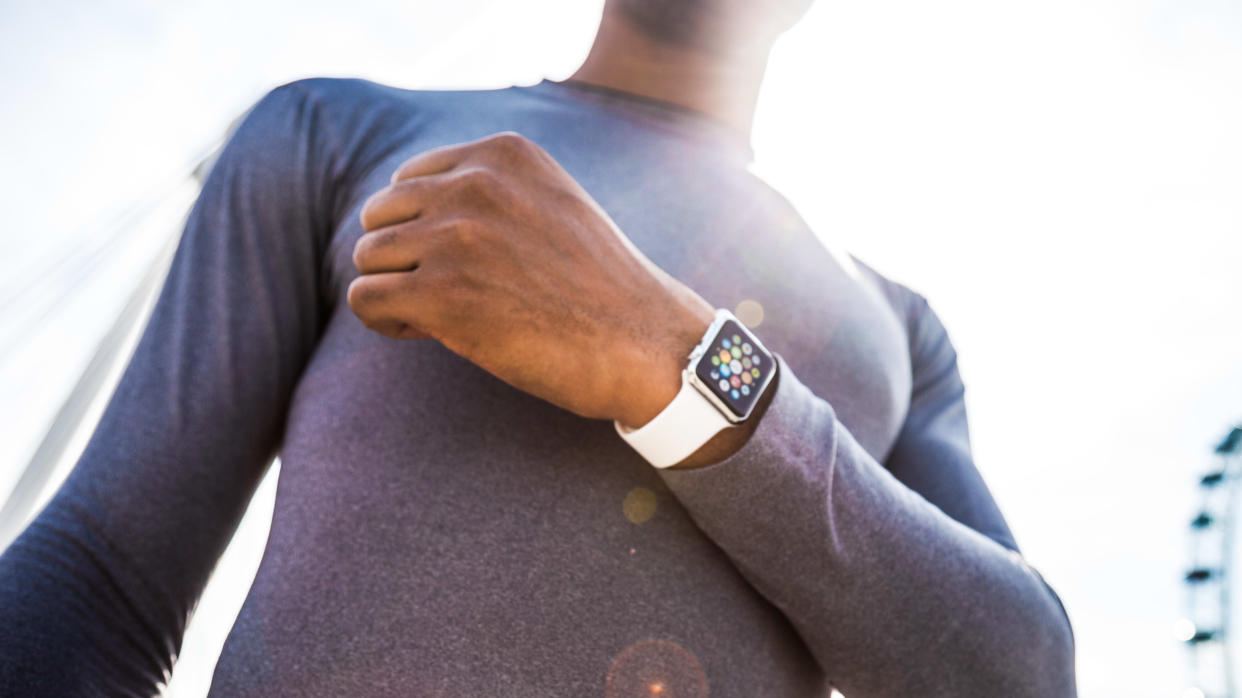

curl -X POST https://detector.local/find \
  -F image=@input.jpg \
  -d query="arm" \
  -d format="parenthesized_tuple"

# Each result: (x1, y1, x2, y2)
(657, 293, 1077, 697)
(0, 80, 335, 695)
(338, 131, 1074, 693)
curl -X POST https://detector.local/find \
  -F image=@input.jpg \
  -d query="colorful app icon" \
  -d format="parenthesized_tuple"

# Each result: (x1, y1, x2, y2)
(741, 371, 752, 385)
(730, 375, 741, 388)
(752, 354, 761, 366)
(718, 379, 730, 391)
(711, 355, 720, 366)
(710, 369, 720, 380)
(731, 334, 741, 344)
(742, 357, 752, 369)
(720, 364, 731, 377)
(742, 343, 752, 355)
(719, 350, 732, 364)
(721, 338, 732, 349)
(730, 388, 740, 399)
(731, 346, 742, 359)
(751, 368, 760, 379)
(730, 360, 742, 374)
(741, 385, 750, 396)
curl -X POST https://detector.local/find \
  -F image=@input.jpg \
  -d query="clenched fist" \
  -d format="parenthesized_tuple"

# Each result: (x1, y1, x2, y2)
(349, 131, 715, 429)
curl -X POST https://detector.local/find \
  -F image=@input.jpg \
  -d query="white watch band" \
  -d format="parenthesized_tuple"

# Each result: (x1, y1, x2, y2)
(613, 371, 733, 469)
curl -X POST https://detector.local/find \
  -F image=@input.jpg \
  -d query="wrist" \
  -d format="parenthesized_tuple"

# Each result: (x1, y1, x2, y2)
(613, 294, 715, 429)
(662, 358, 779, 469)
(611, 301, 780, 470)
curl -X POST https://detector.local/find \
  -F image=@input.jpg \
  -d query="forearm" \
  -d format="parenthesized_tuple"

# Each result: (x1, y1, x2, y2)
(0, 80, 333, 694)
(655, 354, 1075, 696)
(0, 511, 178, 694)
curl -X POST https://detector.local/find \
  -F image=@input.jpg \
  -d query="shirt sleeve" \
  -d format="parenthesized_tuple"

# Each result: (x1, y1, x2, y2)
(655, 294, 1077, 697)
(0, 79, 336, 695)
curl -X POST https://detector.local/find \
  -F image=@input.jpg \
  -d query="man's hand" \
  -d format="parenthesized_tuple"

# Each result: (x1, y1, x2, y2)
(349, 131, 715, 429)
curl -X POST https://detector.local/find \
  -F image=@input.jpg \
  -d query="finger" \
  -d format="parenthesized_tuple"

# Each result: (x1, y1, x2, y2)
(346, 271, 437, 339)
(353, 217, 435, 274)
(359, 172, 451, 232)
(391, 141, 471, 183)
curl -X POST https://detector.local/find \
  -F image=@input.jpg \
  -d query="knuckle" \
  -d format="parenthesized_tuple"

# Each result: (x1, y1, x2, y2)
(350, 234, 373, 270)
(358, 188, 389, 231)
(486, 130, 529, 152)
(390, 162, 409, 184)
(454, 166, 501, 198)
(351, 229, 390, 270)
(345, 277, 366, 311)
(346, 276, 381, 311)
(445, 217, 482, 249)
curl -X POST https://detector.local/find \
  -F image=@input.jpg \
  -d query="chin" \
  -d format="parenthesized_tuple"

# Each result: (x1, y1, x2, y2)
(611, 0, 816, 50)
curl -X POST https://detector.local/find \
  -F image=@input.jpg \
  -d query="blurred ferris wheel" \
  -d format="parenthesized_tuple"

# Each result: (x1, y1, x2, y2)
(1181, 426, 1242, 698)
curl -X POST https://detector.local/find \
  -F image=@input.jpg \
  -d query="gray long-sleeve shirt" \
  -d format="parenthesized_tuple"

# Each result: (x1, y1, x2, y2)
(0, 77, 1076, 696)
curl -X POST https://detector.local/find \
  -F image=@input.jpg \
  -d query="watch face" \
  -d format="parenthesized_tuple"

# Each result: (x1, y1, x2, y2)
(694, 317, 774, 420)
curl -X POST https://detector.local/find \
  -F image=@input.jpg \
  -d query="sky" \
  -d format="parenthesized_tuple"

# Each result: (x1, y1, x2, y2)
(1, 0, 1240, 696)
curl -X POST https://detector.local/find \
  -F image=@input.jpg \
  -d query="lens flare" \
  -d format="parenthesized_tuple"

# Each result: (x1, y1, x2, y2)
(623, 487, 659, 524)
(606, 639, 708, 698)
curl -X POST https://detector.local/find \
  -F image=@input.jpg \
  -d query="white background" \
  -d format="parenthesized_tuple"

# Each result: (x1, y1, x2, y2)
(1, 1, 1239, 696)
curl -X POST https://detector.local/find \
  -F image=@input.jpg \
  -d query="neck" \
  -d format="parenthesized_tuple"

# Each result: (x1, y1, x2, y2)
(568, 6, 772, 143)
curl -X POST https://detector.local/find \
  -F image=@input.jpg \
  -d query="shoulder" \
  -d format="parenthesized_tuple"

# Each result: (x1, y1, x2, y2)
(849, 256, 938, 332)
(238, 77, 515, 176)
(256, 76, 512, 133)
(849, 255, 960, 386)
(265, 76, 437, 115)
(237, 77, 420, 139)
(257, 76, 422, 108)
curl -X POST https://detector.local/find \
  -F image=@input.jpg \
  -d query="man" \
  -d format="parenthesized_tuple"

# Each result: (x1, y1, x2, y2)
(0, 0, 1076, 695)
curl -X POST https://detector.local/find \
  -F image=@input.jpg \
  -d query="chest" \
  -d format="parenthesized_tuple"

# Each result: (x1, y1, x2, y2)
(323, 135, 912, 462)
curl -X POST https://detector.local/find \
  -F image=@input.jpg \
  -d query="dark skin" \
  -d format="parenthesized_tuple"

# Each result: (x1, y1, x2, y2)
(348, 0, 806, 468)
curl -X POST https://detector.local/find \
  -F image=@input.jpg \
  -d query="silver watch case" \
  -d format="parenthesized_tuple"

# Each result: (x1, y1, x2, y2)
(683, 308, 778, 424)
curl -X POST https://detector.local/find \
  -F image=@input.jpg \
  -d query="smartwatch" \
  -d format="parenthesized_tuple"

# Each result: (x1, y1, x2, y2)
(614, 308, 778, 468)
